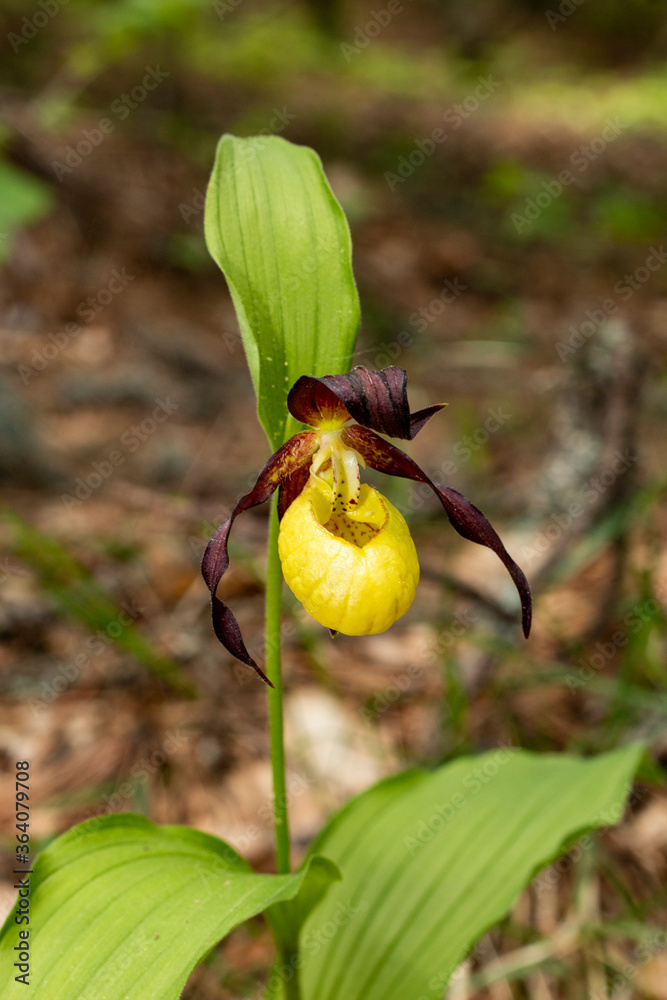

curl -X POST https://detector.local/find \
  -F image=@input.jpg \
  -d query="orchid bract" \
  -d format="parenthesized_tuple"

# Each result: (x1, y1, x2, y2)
(202, 366, 532, 683)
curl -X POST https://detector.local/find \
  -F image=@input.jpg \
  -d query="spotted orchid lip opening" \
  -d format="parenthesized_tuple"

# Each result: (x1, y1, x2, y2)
(279, 438, 419, 637)
(202, 366, 532, 683)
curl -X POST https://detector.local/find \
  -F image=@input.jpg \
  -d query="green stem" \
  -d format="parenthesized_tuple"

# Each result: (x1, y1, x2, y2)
(283, 948, 301, 1000)
(265, 495, 291, 875)
(265, 498, 301, 999)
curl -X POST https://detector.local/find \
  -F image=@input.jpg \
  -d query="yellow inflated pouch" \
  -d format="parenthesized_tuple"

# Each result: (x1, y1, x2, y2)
(278, 479, 419, 635)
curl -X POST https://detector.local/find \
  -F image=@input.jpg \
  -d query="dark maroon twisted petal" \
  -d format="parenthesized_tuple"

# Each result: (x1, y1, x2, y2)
(287, 377, 352, 430)
(278, 463, 311, 520)
(342, 425, 532, 637)
(201, 431, 319, 683)
(288, 366, 445, 439)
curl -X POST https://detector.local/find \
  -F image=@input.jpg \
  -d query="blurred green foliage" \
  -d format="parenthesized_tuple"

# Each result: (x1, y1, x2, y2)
(3, 509, 194, 696)
(0, 159, 53, 262)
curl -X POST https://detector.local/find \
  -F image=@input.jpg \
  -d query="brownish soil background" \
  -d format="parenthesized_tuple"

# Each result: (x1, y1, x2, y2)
(0, 1, 666, 995)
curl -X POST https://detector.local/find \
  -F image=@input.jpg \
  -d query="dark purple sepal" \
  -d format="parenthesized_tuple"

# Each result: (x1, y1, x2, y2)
(408, 402, 448, 438)
(202, 430, 320, 682)
(287, 377, 352, 431)
(343, 425, 532, 637)
(288, 366, 445, 439)
(434, 485, 532, 638)
(278, 463, 311, 520)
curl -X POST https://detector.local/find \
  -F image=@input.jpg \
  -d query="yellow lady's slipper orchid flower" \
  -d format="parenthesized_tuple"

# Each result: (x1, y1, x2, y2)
(279, 478, 419, 636)
(202, 366, 531, 683)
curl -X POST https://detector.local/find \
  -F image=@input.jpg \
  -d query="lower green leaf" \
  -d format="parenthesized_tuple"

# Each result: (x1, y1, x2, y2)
(0, 813, 337, 1000)
(267, 855, 342, 952)
(299, 744, 643, 1000)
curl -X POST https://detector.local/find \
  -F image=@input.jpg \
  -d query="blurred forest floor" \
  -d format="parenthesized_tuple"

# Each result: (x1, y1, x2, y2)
(0, 1, 666, 996)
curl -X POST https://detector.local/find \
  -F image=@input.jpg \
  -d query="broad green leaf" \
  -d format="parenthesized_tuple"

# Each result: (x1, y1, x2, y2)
(300, 744, 642, 1000)
(205, 134, 360, 449)
(263, 856, 342, 1000)
(267, 855, 342, 951)
(0, 813, 338, 1000)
